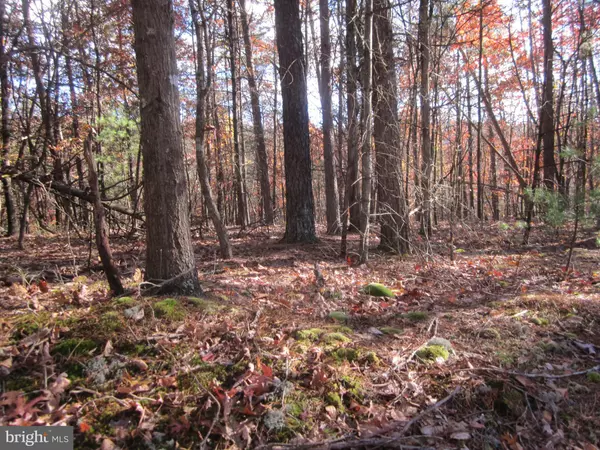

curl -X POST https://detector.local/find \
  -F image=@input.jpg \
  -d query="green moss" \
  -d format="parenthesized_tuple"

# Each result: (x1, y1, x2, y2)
(13, 312, 52, 338)
(362, 283, 394, 297)
(186, 296, 223, 313)
(530, 317, 549, 326)
(322, 332, 351, 344)
(401, 311, 428, 322)
(480, 328, 501, 339)
(415, 345, 449, 362)
(363, 351, 380, 364)
(296, 328, 325, 341)
(113, 296, 137, 307)
(330, 348, 360, 364)
(53, 338, 98, 357)
(328, 311, 349, 322)
(4, 374, 39, 392)
(587, 371, 600, 383)
(340, 375, 363, 398)
(153, 298, 185, 321)
(325, 392, 343, 409)
(177, 362, 228, 392)
(63, 362, 85, 379)
(496, 350, 515, 367)
(100, 311, 124, 332)
(327, 325, 353, 334)
(380, 327, 403, 335)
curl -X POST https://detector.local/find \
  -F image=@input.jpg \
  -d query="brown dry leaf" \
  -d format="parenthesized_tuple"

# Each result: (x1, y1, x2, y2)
(130, 359, 148, 372)
(325, 405, 337, 420)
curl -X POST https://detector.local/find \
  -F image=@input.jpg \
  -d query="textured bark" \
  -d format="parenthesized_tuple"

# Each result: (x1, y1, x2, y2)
(373, 0, 409, 254)
(418, 0, 432, 236)
(131, 0, 200, 293)
(84, 136, 124, 295)
(541, 0, 557, 189)
(239, 0, 273, 225)
(0, 0, 16, 236)
(189, 0, 232, 259)
(226, 0, 247, 229)
(274, 0, 316, 243)
(358, 0, 373, 264)
(345, 0, 360, 231)
(318, 0, 341, 234)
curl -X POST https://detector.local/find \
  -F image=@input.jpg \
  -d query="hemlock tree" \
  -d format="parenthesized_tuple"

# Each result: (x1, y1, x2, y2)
(274, 0, 316, 243)
(131, 0, 200, 293)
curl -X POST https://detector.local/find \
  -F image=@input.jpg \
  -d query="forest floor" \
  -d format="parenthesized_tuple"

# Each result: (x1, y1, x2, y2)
(0, 221, 599, 450)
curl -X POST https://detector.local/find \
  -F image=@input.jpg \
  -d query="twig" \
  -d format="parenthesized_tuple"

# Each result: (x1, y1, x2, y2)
(399, 386, 461, 435)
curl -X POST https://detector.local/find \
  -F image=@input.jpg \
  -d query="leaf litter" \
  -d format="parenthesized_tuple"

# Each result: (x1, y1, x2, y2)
(0, 223, 599, 449)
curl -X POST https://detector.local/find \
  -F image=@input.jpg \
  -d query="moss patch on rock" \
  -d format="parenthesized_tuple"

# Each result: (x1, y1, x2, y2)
(480, 328, 501, 339)
(153, 298, 185, 321)
(186, 296, 223, 313)
(380, 326, 403, 336)
(113, 296, 137, 307)
(362, 283, 394, 297)
(415, 344, 449, 362)
(296, 328, 325, 341)
(322, 332, 351, 344)
(587, 371, 600, 383)
(330, 348, 360, 364)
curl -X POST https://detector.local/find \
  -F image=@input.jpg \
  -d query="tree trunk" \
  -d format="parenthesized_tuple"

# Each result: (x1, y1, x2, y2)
(226, 0, 247, 229)
(131, 0, 200, 294)
(373, 0, 409, 254)
(345, 0, 360, 231)
(418, 0, 432, 236)
(318, 0, 342, 234)
(274, 0, 316, 243)
(0, 0, 16, 236)
(84, 135, 124, 295)
(541, 0, 557, 189)
(239, 0, 273, 225)
(358, 0, 373, 264)
(189, 0, 232, 259)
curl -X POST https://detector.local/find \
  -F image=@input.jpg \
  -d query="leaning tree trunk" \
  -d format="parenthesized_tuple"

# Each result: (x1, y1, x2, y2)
(274, 0, 317, 243)
(131, 0, 200, 294)
(189, 0, 232, 259)
(373, 0, 409, 254)
(239, 0, 273, 225)
(84, 135, 124, 295)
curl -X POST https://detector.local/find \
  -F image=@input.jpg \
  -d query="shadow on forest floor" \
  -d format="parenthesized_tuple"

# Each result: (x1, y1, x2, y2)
(1, 221, 599, 449)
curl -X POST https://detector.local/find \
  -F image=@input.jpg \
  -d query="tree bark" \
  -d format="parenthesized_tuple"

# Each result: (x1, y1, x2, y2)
(418, 0, 432, 236)
(189, 0, 232, 259)
(274, 0, 317, 243)
(541, 0, 557, 189)
(226, 0, 247, 229)
(373, 0, 409, 254)
(318, 0, 341, 234)
(239, 0, 273, 225)
(84, 135, 124, 295)
(358, 0, 373, 264)
(0, 0, 16, 236)
(131, 0, 200, 294)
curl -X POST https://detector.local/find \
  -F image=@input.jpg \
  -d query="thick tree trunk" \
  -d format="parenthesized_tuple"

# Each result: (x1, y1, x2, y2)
(189, 0, 232, 259)
(318, 0, 341, 234)
(373, 0, 409, 254)
(131, 0, 200, 294)
(84, 135, 124, 295)
(274, 0, 316, 243)
(239, 0, 273, 225)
